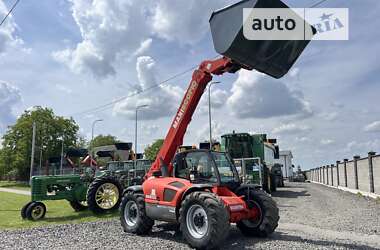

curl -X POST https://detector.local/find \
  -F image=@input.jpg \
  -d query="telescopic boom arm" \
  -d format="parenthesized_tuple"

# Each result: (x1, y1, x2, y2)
(144, 57, 246, 179)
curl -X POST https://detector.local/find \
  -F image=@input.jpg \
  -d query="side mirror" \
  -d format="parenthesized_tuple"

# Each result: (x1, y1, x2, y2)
(153, 170, 162, 177)
(274, 146, 280, 159)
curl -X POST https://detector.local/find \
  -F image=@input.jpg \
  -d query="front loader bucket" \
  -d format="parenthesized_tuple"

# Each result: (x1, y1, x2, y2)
(210, 0, 315, 78)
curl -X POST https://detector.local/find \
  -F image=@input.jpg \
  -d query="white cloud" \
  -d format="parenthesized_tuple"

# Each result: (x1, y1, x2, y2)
(296, 136, 310, 142)
(52, 0, 152, 77)
(344, 140, 380, 155)
(53, 0, 231, 77)
(113, 56, 182, 120)
(55, 84, 73, 94)
(0, 1, 22, 54)
(363, 121, 380, 132)
(0, 81, 21, 130)
(272, 123, 311, 135)
(320, 112, 338, 121)
(289, 67, 300, 78)
(132, 38, 152, 58)
(197, 88, 228, 115)
(141, 124, 159, 136)
(150, 0, 229, 45)
(196, 121, 225, 142)
(227, 70, 312, 119)
(320, 139, 334, 145)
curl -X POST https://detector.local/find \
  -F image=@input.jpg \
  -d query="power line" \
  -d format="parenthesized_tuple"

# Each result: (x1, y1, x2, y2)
(0, 0, 20, 27)
(68, 62, 200, 117)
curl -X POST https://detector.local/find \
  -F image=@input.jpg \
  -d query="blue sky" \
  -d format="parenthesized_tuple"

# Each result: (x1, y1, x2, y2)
(0, 0, 379, 169)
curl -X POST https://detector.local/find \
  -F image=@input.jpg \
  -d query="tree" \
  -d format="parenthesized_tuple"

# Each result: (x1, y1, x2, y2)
(144, 139, 164, 161)
(0, 107, 81, 180)
(89, 135, 119, 149)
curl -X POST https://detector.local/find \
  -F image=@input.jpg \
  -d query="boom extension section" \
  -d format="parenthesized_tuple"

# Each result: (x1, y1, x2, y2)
(145, 57, 245, 179)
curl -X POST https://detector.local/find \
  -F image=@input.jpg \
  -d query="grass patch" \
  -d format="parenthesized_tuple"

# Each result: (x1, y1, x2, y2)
(376, 197, 380, 204)
(0, 181, 30, 191)
(0, 191, 118, 230)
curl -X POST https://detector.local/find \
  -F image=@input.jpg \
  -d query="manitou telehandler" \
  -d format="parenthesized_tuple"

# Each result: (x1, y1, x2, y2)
(120, 0, 315, 249)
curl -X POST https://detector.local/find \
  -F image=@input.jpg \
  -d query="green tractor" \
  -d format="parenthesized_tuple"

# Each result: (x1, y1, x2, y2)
(221, 132, 280, 193)
(21, 148, 123, 220)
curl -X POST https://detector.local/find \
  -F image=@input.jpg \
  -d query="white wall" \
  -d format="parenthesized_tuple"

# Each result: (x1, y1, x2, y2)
(277, 151, 293, 178)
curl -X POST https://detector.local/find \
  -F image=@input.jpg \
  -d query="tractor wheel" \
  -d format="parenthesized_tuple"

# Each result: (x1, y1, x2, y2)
(120, 192, 154, 235)
(236, 189, 279, 237)
(25, 201, 46, 221)
(21, 201, 33, 219)
(87, 177, 123, 214)
(179, 191, 230, 250)
(69, 200, 88, 212)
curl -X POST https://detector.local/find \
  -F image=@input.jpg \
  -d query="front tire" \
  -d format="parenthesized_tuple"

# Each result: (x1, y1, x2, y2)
(120, 192, 154, 234)
(179, 191, 230, 250)
(236, 189, 279, 237)
(87, 177, 122, 213)
(25, 201, 46, 221)
(21, 201, 33, 219)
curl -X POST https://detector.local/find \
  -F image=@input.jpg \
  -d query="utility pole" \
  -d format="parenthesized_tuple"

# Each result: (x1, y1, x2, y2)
(60, 135, 64, 175)
(135, 105, 148, 176)
(29, 122, 36, 182)
(208, 81, 220, 150)
(90, 119, 103, 168)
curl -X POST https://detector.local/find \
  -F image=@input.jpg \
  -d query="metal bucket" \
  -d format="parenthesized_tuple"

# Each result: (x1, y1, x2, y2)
(210, 0, 315, 78)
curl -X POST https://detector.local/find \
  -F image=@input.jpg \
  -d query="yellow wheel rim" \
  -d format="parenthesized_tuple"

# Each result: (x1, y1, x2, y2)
(95, 183, 119, 209)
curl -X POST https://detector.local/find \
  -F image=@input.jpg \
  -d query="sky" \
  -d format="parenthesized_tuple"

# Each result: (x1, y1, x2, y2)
(0, 0, 379, 170)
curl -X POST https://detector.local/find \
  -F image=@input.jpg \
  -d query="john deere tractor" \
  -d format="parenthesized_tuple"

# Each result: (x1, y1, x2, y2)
(21, 148, 123, 220)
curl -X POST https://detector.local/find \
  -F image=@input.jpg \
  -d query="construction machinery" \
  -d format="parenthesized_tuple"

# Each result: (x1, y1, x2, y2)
(221, 132, 281, 193)
(119, 0, 314, 248)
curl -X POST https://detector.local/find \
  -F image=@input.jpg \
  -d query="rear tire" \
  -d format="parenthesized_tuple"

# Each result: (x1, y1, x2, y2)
(25, 201, 46, 221)
(237, 189, 279, 237)
(179, 191, 230, 250)
(69, 200, 88, 212)
(120, 192, 154, 235)
(87, 177, 122, 214)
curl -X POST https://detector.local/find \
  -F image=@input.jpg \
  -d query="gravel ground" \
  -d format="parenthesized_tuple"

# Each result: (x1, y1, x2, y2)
(1, 182, 379, 249)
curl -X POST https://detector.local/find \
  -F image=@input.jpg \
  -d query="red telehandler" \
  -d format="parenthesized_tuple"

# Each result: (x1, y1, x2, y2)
(120, 0, 315, 249)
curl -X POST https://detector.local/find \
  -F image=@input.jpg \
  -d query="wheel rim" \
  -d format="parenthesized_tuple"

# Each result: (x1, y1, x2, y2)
(242, 200, 262, 228)
(31, 205, 44, 220)
(95, 183, 119, 209)
(186, 204, 208, 239)
(124, 200, 138, 227)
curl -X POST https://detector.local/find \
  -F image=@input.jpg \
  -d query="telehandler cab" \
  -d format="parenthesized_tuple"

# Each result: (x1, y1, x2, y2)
(120, 0, 315, 248)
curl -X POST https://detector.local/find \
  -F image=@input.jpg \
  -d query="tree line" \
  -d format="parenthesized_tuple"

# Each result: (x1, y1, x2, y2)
(0, 106, 163, 181)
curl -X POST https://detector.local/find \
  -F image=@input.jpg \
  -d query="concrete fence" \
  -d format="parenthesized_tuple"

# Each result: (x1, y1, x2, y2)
(305, 152, 380, 196)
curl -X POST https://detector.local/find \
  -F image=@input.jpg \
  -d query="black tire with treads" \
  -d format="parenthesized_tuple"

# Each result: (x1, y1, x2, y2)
(87, 176, 122, 214)
(120, 192, 154, 235)
(236, 189, 279, 237)
(179, 191, 230, 250)
(25, 201, 46, 221)
(21, 201, 33, 219)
